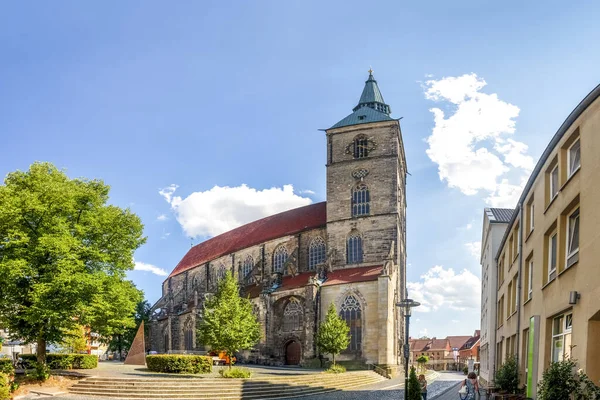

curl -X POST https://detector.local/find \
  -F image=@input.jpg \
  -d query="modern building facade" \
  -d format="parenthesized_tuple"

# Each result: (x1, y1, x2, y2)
(479, 208, 512, 385)
(149, 71, 408, 374)
(480, 83, 600, 398)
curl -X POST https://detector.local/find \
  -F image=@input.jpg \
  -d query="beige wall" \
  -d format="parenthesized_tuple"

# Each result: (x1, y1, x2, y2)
(493, 91, 600, 392)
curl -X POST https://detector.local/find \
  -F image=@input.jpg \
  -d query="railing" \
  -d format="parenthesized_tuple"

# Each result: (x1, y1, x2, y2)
(366, 363, 391, 379)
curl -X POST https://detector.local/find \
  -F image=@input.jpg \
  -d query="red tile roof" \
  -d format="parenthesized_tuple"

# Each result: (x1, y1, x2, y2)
(410, 339, 432, 352)
(428, 339, 449, 351)
(447, 336, 472, 350)
(322, 265, 383, 286)
(276, 272, 314, 292)
(168, 202, 327, 278)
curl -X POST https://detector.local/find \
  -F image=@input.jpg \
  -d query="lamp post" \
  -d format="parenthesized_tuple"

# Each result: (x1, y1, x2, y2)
(397, 298, 420, 400)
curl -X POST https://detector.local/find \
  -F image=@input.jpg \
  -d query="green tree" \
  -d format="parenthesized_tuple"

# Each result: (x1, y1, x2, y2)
(108, 300, 152, 358)
(0, 162, 145, 365)
(59, 325, 88, 354)
(197, 271, 260, 369)
(495, 355, 519, 394)
(407, 366, 422, 400)
(416, 355, 429, 372)
(316, 303, 350, 366)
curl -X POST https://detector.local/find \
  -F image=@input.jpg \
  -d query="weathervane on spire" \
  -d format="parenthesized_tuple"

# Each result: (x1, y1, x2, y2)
(368, 66, 373, 75)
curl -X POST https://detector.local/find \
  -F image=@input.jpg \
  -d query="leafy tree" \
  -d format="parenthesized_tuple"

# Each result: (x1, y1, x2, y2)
(495, 355, 519, 394)
(108, 300, 152, 359)
(0, 162, 145, 365)
(197, 271, 260, 369)
(316, 303, 350, 366)
(407, 366, 422, 400)
(59, 325, 88, 354)
(416, 355, 429, 372)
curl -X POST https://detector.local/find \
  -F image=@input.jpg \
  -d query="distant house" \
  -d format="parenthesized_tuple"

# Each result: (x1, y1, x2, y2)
(409, 334, 475, 371)
(458, 330, 481, 369)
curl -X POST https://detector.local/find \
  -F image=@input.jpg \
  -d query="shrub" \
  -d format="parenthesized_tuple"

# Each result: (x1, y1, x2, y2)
(407, 366, 422, 400)
(26, 362, 50, 381)
(0, 373, 10, 400)
(462, 366, 468, 375)
(0, 360, 13, 376)
(20, 354, 97, 370)
(325, 364, 346, 374)
(537, 359, 600, 400)
(146, 355, 212, 374)
(219, 367, 251, 378)
(495, 355, 519, 394)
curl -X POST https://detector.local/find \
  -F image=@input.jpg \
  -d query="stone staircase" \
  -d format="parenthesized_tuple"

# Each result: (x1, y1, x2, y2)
(68, 370, 386, 399)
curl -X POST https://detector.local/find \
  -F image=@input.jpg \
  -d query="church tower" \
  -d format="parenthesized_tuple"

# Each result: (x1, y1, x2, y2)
(323, 70, 407, 369)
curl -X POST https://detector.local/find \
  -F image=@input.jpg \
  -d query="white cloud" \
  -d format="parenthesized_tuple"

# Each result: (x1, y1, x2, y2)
(419, 328, 429, 337)
(134, 260, 168, 276)
(157, 214, 168, 221)
(161, 232, 171, 240)
(423, 73, 533, 207)
(465, 223, 473, 230)
(465, 241, 481, 259)
(407, 265, 481, 313)
(159, 184, 312, 238)
(299, 189, 316, 195)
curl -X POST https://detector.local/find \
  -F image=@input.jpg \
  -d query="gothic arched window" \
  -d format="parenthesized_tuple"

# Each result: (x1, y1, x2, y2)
(353, 135, 369, 159)
(191, 276, 199, 291)
(352, 184, 370, 217)
(273, 246, 288, 273)
(347, 234, 363, 264)
(340, 295, 362, 352)
(217, 264, 227, 280)
(243, 255, 253, 278)
(283, 298, 303, 332)
(308, 237, 326, 271)
(183, 318, 194, 351)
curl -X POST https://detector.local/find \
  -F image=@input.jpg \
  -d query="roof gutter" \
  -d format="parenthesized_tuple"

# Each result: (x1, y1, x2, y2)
(495, 83, 600, 261)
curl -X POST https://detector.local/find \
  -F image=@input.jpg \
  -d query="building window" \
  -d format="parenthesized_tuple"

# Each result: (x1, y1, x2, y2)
(529, 202, 534, 233)
(243, 255, 254, 278)
(568, 139, 581, 177)
(548, 232, 557, 281)
(566, 208, 580, 268)
(184, 319, 194, 351)
(527, 260, 533, 300)
(353, 136, 369, 159)
(217, 264, 227, 280)
(308, 237, 326, 271)
(340, 295, 362, 352)
(283, 298, 303, 332)
(352, 184, 370, 217)
(552, 313, 573, 362)
(273, 246, 288, 273)
(550, 165, 559, 200)
(346, 234, 363, 264)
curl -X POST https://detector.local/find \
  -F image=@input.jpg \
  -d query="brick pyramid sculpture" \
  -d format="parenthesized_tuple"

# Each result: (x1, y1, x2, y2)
(124, 321, 146, 365)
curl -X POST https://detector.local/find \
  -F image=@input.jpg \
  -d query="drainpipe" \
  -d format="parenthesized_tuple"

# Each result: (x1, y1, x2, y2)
(516, 203, 524, 385)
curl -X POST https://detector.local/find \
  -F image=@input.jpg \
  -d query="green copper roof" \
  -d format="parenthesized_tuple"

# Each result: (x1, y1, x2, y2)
(330, 105, 394, 129)
(330, 71, 394, 129)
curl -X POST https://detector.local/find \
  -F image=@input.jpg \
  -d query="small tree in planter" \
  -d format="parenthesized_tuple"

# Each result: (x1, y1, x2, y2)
(537, 359, 600, 400)
(416, 355, 429, 373)
(495, 355, 519, 395)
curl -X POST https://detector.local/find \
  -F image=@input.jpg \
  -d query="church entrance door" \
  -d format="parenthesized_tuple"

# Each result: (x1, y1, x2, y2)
(285, 341, 301, 365)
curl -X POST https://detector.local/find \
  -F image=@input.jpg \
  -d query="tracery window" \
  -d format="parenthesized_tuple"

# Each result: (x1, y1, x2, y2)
(347, 234, 363, 264)
(353, 135, 369, 159)
(273, 245, 288, 274)
(308, 237, 326, 271)
(352, 184, 370, 217)
(242, 255, 254, 278)
(183, 319, 194, 351)
(283, 298, 303, 332)
(217, 264, 227, 280)
(340, 295, 362, 352)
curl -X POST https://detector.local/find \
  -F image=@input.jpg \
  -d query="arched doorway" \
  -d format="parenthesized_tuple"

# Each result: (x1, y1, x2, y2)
(285, 341, 301, 365)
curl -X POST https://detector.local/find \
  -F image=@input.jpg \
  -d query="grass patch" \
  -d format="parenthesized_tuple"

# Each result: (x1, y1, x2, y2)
(219, 367, 252, 378)
(325, 364, 346, 374)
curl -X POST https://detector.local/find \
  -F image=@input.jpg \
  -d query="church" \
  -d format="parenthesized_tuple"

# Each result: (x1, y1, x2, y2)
(149, 71, 408, 374)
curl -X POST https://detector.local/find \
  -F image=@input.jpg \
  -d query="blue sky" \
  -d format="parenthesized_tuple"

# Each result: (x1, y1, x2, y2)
(1, 1, 599, 338)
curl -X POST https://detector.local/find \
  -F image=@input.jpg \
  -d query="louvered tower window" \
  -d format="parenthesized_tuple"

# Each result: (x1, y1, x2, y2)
(352, 184, 370, 217)
(354, 136, 369, 158)
(347, 234, 363, 264)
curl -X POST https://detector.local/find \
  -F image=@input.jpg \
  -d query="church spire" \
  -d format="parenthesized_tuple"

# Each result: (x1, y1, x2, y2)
(352, 69, 391, 115)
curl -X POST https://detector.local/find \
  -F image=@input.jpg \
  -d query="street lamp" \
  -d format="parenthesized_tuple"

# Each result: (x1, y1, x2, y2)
(397, 298, 420, 400)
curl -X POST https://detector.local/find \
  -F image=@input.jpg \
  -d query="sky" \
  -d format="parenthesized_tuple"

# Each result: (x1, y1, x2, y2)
(1, 1, 599, 339)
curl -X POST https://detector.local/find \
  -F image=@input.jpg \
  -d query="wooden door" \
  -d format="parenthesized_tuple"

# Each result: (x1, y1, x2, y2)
(285, 341, 301, 365)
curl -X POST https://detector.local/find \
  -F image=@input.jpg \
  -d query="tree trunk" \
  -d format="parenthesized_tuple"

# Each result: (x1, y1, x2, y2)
(332, 353, 336, 367)
(37, 336, 47, 364)
(118, 334, 122, 361)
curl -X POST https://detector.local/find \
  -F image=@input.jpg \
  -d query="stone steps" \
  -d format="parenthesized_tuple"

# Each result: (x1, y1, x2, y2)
(69, 371, 384, 399)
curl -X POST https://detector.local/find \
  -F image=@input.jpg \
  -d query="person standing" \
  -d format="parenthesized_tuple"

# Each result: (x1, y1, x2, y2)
(459, 372, 479, 400)
(418, 374, 428, 400)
